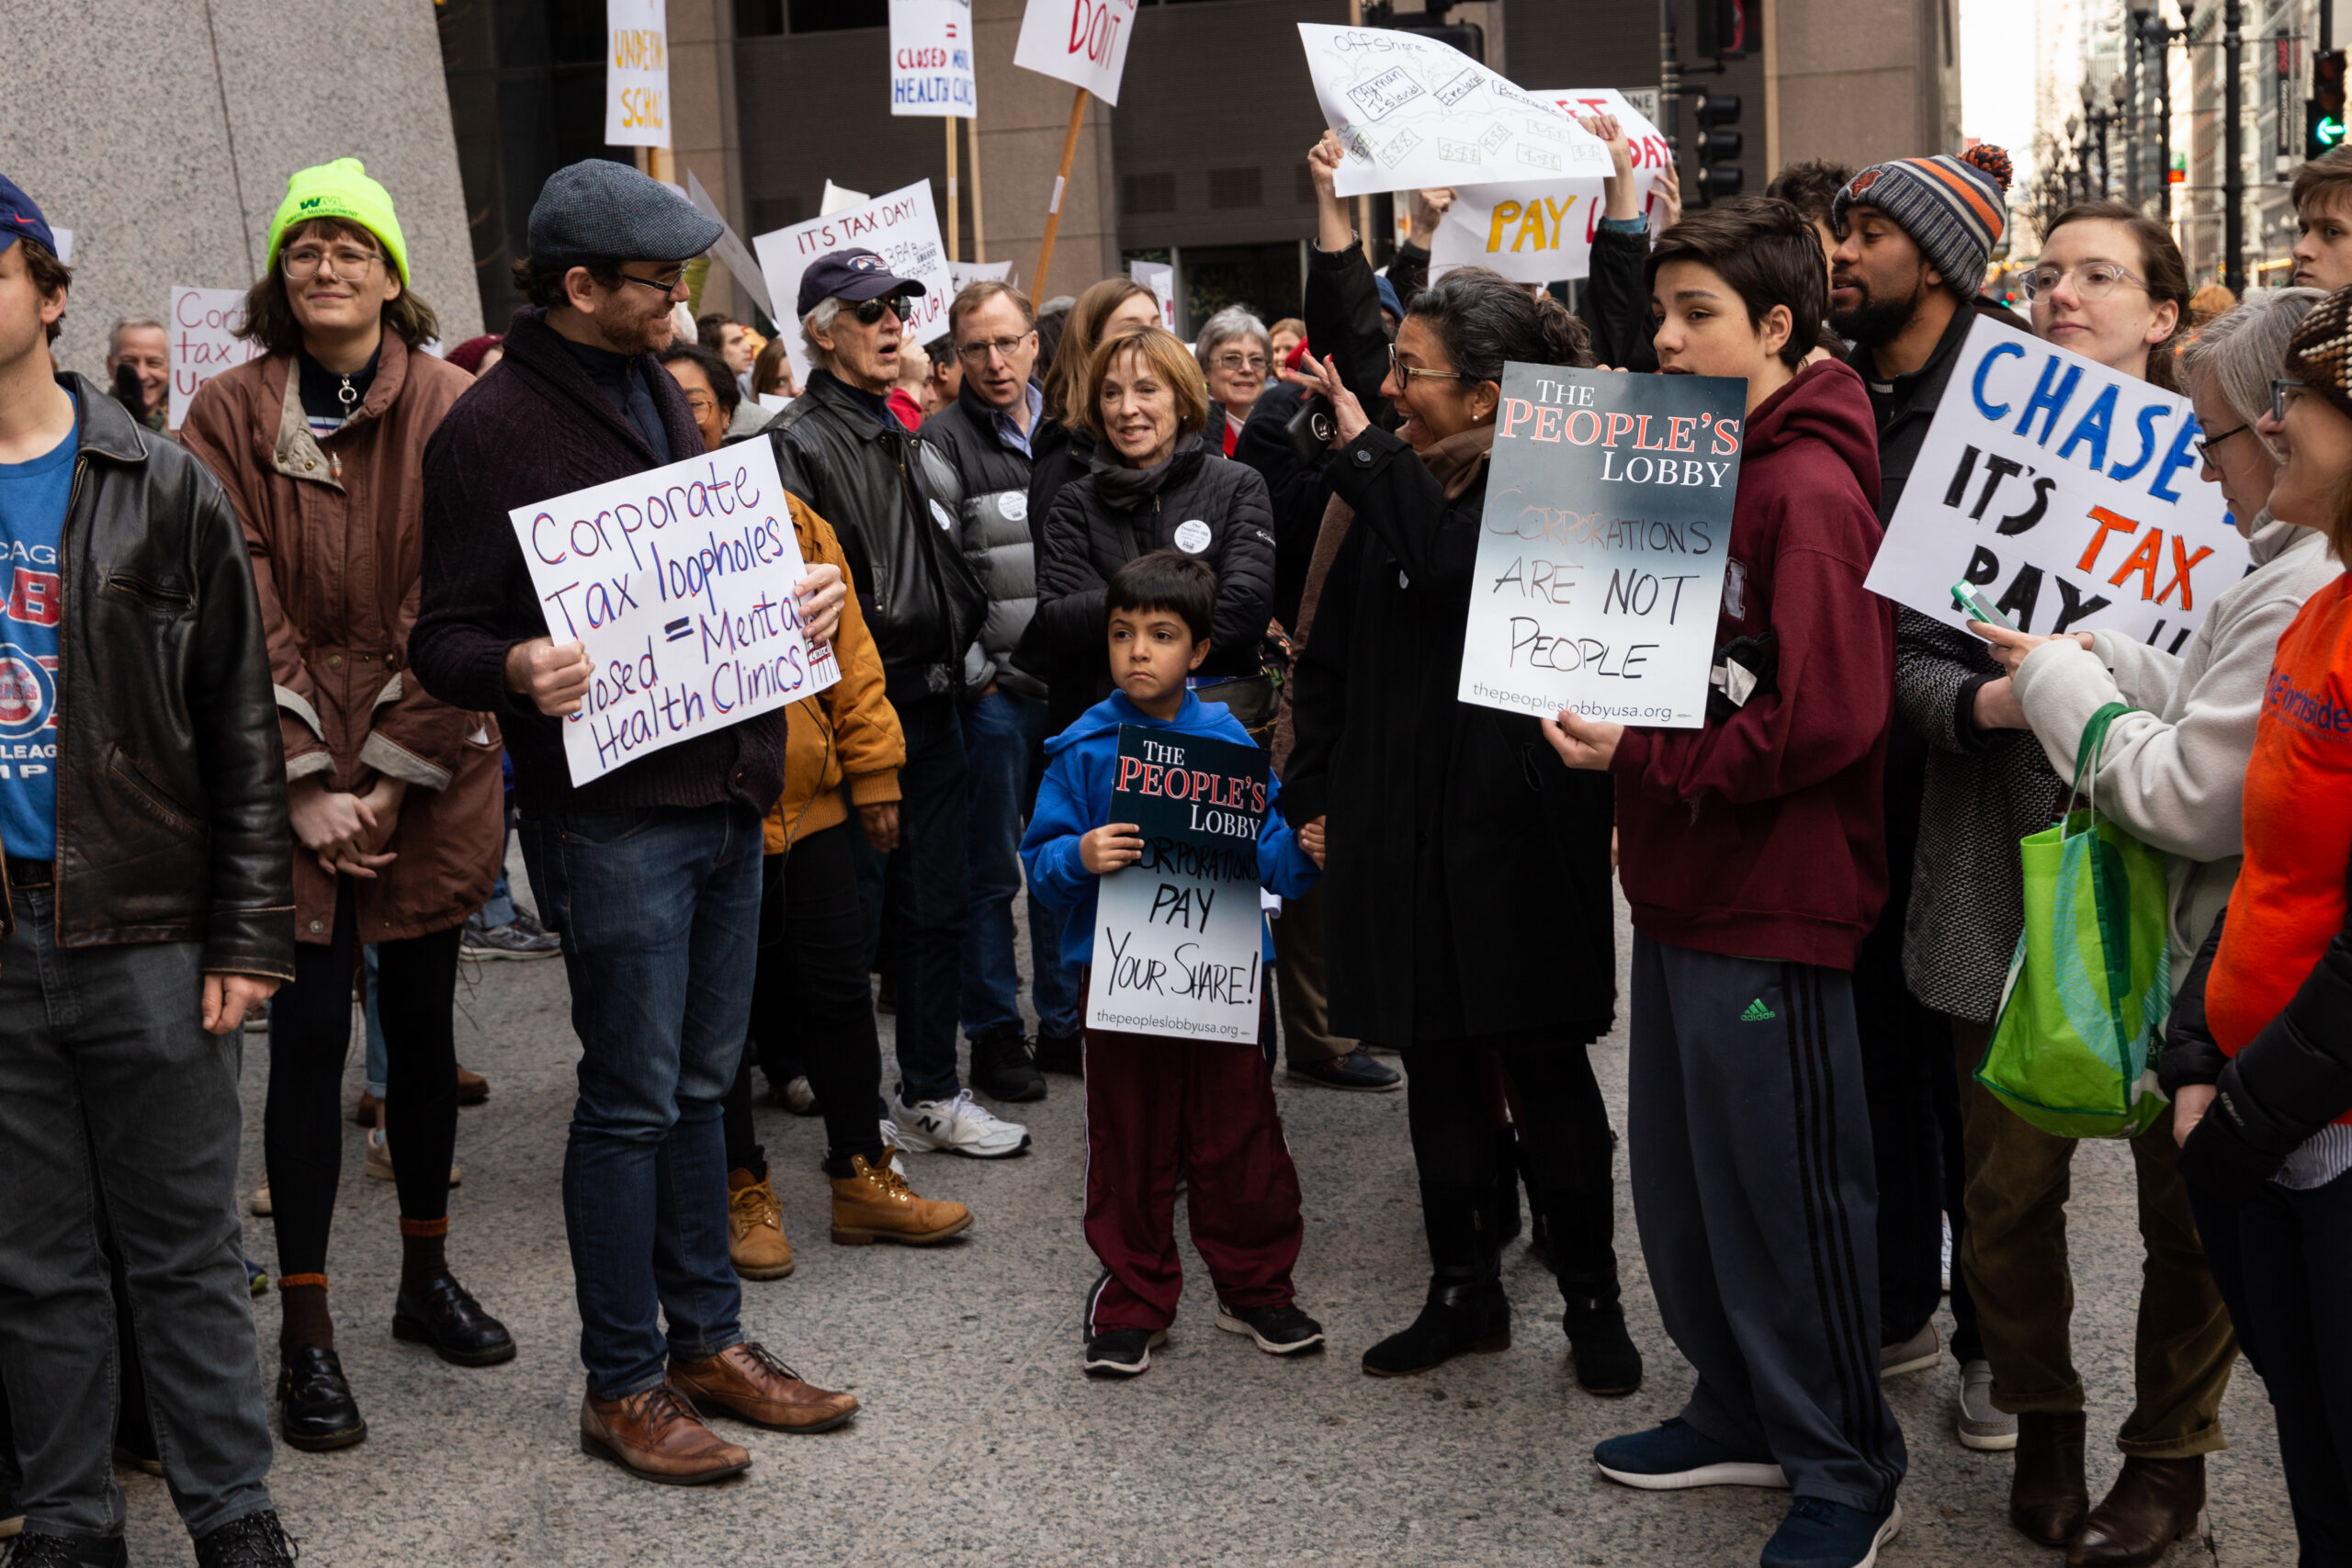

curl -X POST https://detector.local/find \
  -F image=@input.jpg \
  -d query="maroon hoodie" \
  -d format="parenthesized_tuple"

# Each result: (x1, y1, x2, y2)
(1611, 357, 1893, 971)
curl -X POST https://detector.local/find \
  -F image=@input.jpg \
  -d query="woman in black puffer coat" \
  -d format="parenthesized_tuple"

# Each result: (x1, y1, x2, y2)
(1035, 324, 1276, 732)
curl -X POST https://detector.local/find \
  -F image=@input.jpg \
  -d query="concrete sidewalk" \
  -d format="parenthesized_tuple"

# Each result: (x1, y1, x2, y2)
(117, 896, 2290, 1566)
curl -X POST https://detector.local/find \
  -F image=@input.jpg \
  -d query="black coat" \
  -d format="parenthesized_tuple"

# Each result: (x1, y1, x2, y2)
(1035, 444, 1276, 729)
(1283, 425, 1616, 1048)
(1231, 379, 1332, 632)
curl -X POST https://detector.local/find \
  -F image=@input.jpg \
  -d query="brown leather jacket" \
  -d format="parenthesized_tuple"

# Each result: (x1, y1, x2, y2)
(180, 334, 503, 942)
(763, 494, 903, 853)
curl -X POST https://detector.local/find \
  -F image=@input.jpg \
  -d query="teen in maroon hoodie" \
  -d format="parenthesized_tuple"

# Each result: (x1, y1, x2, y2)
(1544, 198, 1906, 1568)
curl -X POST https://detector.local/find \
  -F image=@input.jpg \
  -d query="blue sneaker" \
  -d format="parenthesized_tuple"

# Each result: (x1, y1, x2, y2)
(1760, 1497, 1903, 1568)
(1594, 1418, 1791, 1490)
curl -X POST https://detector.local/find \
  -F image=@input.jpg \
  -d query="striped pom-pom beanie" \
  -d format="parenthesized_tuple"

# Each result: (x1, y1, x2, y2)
(1831, 143, 2013, 298)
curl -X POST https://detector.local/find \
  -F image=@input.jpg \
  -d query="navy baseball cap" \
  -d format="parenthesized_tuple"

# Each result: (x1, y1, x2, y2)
(796, 248, 925, 319)
(0, 175, 56, 257)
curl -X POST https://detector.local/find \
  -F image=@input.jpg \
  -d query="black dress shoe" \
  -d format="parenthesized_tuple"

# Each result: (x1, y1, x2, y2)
(1361, 1275, 1511, 1376)
(392, 1270, 516, 1367)
(276, 1346, 366, 1451)
(193, 1508, 299, 1568)
(1287, 1049, 1403, 1092)
(1, 1532, 130, 1567)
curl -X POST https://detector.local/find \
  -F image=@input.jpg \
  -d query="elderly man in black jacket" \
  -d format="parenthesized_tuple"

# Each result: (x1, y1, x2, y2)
(0, 175, 301, 1568)
(768, 250, 1027, 1158)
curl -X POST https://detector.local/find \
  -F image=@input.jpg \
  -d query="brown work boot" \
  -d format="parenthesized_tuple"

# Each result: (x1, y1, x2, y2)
(830, 1150, 973, 1246)
(456, 1063, 490, 1105)
(668, 1342, 858, 1433)
(2010, 1410, 2091, 1547)
(578, 1385, 750, 1485)
(2068, 1456, 2205, 1566)
(728, 1168, 795, 1280)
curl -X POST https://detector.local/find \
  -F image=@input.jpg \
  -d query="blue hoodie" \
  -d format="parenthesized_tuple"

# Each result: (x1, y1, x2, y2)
(1022, 690, 1320, 972)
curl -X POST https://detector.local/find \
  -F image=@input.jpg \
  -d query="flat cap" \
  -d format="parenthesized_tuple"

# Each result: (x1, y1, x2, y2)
(528, 159, 723, 268)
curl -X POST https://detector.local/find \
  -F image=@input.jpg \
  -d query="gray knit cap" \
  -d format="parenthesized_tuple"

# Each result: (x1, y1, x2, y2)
(527, 160, 723, 267)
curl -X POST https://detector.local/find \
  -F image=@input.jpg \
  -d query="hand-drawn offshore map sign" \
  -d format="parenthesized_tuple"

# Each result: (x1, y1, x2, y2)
(1459, 365, 1747, 728)
(1088, 725, 1272, 1043)
(508, 439, 840, 784)
(169, 286, 266, 429)
(1865, 316, 2247, 651)
(1429, 88, 1672, 285)
(753, 181, 953, 389)
(1297, 24, 1611, 197)
(889, 0, 977, 117)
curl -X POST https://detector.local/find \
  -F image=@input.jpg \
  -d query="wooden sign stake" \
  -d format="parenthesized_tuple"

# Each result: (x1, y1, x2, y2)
(1032, 86, 1088, 300)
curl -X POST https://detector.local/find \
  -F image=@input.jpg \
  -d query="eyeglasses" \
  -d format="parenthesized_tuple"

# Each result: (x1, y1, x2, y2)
(282, 245, 383, 282)
(1213, 353, 1270, 374)
(2194, 422, 2250, 466)
(2020, 261, 2146, 302)
(853, 293, 916, 326)
(956, 331, 1035, 365)
(684, 394, 719, 415)
(1387, 343, 1464, 385)
(2273, 378, 2312, 423)
(617, 268, 687, 297)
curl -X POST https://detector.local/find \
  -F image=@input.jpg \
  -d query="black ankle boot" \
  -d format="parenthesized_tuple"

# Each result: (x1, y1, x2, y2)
(1541, 1186, 1644, 1396)
(1363, 1184, 1510, 1377)
(276, 1345, 366, 1451)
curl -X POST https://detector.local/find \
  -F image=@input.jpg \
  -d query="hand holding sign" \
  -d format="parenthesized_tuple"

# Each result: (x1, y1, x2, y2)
(1081, 821, 1144, 873)
(506, 637, 594, 716)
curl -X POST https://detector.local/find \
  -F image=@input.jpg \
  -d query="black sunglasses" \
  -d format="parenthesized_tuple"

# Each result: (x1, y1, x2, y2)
(853, 292, 917, 325)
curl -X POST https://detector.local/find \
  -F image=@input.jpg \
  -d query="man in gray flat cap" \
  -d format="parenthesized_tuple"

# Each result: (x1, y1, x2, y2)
(412, 159, 860, 1484)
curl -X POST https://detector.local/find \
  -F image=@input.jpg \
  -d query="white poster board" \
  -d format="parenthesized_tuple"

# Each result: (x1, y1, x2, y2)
(1013, 0, 1141, 107)
(752, 180, 954, 389)
(1866, 316, 2247, 650)
(891, 0, 978, 117)
(1296, 24, 1611, 197)
(949, 259, 1013, 292)
(684, 169, 775, 321)
(507, 440, 840, 784)
(168, 287, 265, 430)
(50, 229, 74, 265)
(605, 0, 670, 150)
(1129, 261, 1176, 330)
(821, 181, 871, 216)
(1426, 89, 1670, 285)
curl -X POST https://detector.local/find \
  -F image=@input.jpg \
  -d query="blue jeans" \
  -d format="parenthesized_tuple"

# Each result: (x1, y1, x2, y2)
(0, 888, 276, 1540)
(959, 689, 1080, 1040)
(518, 804, 761, 1399)
(852, 693, 970, 1104)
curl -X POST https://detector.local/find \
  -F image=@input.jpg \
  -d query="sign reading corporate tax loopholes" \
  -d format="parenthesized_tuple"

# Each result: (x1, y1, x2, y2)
(1014, 0, 1140, 106)
(168, 287, 266, 430)
(1865, 317, 2248, 650)
(752, 181, 954, 389)
(1088, 726, 1272, 1043)
(890, 0, 977, 117)
(605, 0, 669, 149)
(1459, 365, 1747, 729)
(508, 439, 840, 785)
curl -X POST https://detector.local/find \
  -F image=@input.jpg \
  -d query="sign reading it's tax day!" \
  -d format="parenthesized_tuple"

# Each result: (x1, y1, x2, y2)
(508, 440, 839, 785)
(1866, 317, 2247, 650)
(752, 181, 953, 389)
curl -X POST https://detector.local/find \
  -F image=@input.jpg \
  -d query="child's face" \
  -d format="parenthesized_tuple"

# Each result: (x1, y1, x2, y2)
(1651, 258, 1793, 413)
(2295, 196, 2352, 292)
(1107, 606, 1207, 711)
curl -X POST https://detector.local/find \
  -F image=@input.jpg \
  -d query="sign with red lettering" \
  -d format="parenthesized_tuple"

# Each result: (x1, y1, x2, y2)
(1426, 88, 1673, 285)
(891, 0, 976, 117)
(751, 181, 953, 388)
(1013, 0, 1140, 107)
(1460, 364, 1747, 728)
(1866, 316, 2246, 651)
(167, 286, 266, 430)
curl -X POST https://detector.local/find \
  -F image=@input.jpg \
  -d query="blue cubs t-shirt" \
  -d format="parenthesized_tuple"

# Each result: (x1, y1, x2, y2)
(0, 399, 72, 858)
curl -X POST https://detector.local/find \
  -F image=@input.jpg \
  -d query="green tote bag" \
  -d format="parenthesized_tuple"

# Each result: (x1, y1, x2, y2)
(1977, 702, 2174, 1140)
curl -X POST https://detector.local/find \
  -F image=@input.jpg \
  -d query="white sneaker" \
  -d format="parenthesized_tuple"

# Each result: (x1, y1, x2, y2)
(250, 1178, 272, 1216)
(890, 1090, 1032, 1158)
(367, 1127, 462, 1187)
(1941, 1211, 1953, 1294)
(1956, 1359, 2019, 1450)
(780, 1075, 817, 1114)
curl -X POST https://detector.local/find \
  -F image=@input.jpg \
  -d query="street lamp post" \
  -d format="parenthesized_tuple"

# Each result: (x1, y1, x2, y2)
(2224, 0, 2245, 294)
(2067, 111, 2086, 203)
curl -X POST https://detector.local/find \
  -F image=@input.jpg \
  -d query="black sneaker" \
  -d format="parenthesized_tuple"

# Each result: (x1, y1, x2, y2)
(1081, 1327, 1165, 1377)
(193, 1510, 299, 1568)
(2, 1533, 129, 1567)
(1035, 1027, 1084, 1077)
(1215, 1301, 1328, 1356)
(969, 1023, 1046, 1102)
(1286, 1049, 1402, 1091)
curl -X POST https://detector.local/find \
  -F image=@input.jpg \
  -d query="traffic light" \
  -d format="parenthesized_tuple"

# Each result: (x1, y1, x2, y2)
(1695, 0, 1750, 60)
(2312, 50, 2348, 159)
(1693, 93, 1744, 204)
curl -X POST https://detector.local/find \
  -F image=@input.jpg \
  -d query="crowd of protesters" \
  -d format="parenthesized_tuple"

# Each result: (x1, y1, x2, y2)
(2, 112, 2351, 1568)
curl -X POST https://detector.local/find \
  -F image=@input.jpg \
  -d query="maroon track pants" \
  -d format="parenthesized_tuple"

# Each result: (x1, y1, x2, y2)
(1081, 1016, 1305, 1336)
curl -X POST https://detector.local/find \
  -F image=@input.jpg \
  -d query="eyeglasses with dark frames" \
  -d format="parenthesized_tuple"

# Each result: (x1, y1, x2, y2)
(2194, 422, 2251, 466)
(1387, 343, 1464, 385)
(2273, 378, 2313, 423)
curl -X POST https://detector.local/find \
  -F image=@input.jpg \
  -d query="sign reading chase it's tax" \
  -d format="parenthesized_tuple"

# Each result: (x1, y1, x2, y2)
(508, 440, 839, 785)
(1867, 317, 2247, 649)
(1458, 364, 1746, 728)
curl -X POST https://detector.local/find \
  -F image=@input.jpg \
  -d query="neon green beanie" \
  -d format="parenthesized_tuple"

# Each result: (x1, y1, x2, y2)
(266, 159, 410, 285)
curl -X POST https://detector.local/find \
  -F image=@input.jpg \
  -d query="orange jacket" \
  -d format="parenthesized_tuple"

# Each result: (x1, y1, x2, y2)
(764, 495, 902, 852)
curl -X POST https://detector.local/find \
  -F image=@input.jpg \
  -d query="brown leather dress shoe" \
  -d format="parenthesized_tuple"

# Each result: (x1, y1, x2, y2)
(668, 1342, 858, 1433)
(352, 1091, 379, 1128)
(456, 1064, 490, 1105)
(2010, 1410, 2091, 1547)
(830, 1151, 972, 1246)
(579, 1386, 750, 1485)
(2068, 1456, 2205, 1566)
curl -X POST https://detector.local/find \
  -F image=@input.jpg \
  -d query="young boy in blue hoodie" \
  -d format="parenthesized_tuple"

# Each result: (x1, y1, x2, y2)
(1021, 551, 1326, 1378)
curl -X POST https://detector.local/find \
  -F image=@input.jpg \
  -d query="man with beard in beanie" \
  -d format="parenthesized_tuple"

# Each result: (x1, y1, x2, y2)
(1824, 143, 2030, 1457)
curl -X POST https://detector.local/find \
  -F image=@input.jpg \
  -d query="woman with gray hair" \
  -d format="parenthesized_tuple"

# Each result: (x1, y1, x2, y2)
(1194, 304, 1272, 455)
(1966, 286, 2344, 984)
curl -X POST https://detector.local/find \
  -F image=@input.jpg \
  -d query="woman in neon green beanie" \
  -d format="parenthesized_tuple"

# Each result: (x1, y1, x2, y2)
(179, 159, 514, 1454)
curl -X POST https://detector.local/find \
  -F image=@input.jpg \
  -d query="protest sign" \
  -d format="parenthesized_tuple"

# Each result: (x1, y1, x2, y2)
(1429, 89, 1670, 285)
(1296, 24, 1610, 197)
(1458, 364, 1747, 728)
(1087, 725, 1272, 1043)
(507, 439, 838, 785)
(949, 258, 1013, 291)
(820, 180, 870, 215)
(1128, 260, 1176, 330)
(605, 0, 669, 149)
(168, 287, 266, 430)
(1014, 0, 1141, 106)
(752, 180, 952, 388)
(891, 0, 977, 116)
(684, 169, 775, 321)
(50, 229, 74, 265)
(1865, 316, 2247, 651)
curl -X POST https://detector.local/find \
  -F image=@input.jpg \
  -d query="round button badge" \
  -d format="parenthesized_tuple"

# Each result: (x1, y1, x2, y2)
(1172, 519, 1213, 555)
